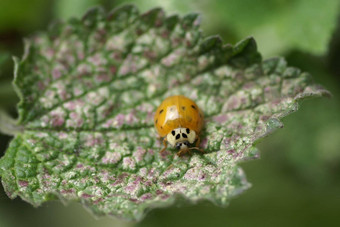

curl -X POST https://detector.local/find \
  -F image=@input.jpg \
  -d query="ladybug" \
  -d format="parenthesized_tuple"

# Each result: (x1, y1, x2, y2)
(154, 95, 204, 156)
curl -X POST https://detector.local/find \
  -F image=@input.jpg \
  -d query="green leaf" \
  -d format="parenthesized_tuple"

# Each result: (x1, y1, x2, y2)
(55, 0, 99, 20)
(0, 0, 50, 31)
(0, 52, 10, 74)
(0, 5, 329, 221)
(125, 0, 340, 56)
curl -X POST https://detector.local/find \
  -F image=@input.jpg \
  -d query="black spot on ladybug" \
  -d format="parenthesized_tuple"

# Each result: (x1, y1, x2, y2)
(171, 130, 175, 136)
(181, 106, 186, 110)
(175, 134, 180, 140)
(155, 119, 158, 124)
(161, 126, 163, 129)
(186, 116, 192, 122)
(186, 128, 190, 134)
(191, 105, 196, 110)
(182, 133, 188, 138)
(159, 109, 164, 114)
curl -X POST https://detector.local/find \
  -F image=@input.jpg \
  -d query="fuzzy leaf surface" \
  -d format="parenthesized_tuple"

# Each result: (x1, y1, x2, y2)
(0, 5, 329, 221)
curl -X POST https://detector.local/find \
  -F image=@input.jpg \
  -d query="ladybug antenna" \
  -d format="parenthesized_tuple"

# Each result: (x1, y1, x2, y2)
(188, 147, 204, 153)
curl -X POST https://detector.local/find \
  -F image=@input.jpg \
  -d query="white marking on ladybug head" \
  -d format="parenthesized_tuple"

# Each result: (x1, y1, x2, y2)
(166, 128, 196, 149)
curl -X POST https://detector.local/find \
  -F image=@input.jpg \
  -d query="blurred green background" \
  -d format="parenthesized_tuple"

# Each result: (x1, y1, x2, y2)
(1, 0, 340, 226)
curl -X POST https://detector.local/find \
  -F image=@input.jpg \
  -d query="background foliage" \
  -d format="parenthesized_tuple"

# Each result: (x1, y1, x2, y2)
(0, 0, 339, 226)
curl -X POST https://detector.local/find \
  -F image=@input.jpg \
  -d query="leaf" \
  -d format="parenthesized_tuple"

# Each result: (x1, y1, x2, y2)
(0, 5, 329, 221)
(126, 0, 340, 56)
(55, 0, 99, 20)
(260, 52, 340, 185)
(0, 52, 10, 75)
(0, 0, 50, 31)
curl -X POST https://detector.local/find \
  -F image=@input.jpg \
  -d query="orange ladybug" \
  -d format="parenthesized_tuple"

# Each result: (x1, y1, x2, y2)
(154, 95, 204, 156)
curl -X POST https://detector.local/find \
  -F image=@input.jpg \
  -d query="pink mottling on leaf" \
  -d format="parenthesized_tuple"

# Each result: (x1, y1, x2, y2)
(227, 149, 235, 154)
(161, 30, 169, 38)
(160, 149, 171, 158)
(148, 149, 154, 155)
(113, 114, 125, 127)
(18, 180, 28, 187)
(139, 167, 148, 177)
(77, 63, 92, 75)
(103, 119, 113, 128)
(161, 50, 180, 67)
(64, 100, 85, 111)
(96, 74, 110, 82)
(183, 167, 206, 181)
(123, 157, 136, 170)
(129, 198, 139, 203)
(88, 53, 107, 67)
(45, 47, 55, 60)
(112, 52, 122, 61)
(67, 112, 84, 128)
(264, 86, 271, 92)
(110, 66, 117, 74)
(85, 133, 104, 147)
(111, 173, 128, 186)
(37, 81, 46, 90)
(61, 188, 75, 194)
(127, 111, 138, 125)
(201, 138, 208, 148)
(102, 104, 116, 118)
(125, 177, 142, 194)
(171, 37, 182, 47)
(161, 194, 170, 200)
(51, 113, 64, 127)
(224, 95, 241, 111)
(243, 82, 256, 89)
(156, 189, 163, 195)
(143, 50, 157, 60)
(133, 147, 146, 162)
(73, 87, 83, 96)
(119, 64, 130, 76)
(147, 167, 159, 179)
(52, 67, 62, 79)
(93, 198, 103, 204)
(141, 193, 153, 200)
(82, 193, 94, 198)
(260, 115, 270, 121)
(213, 114, 229, 124)
(101, 151, 121, 164)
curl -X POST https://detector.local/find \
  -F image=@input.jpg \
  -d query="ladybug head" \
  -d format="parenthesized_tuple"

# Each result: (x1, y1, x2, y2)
(166, 127, 196, 149)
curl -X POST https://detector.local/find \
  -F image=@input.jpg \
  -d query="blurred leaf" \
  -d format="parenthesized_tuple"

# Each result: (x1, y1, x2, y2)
(120, 0, 340, 56)
(114, 0, 194, 15)
(0, 0, 51, 31)
(0, 52, 10, 75)
(0, 53, 19, 108)
(0, 81, 18, 108)
(55, 0, 99, 20)
(0, 52, 9, 66)
(203, 0, 340, 56)
(0, 5, 328, 221)
(260, 51, 340, 184)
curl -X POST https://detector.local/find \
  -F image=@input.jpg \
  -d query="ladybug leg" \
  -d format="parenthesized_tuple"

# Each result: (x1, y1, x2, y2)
(177, 148, 190, 156)
(160, 138, 168, 154)
(195, 135, 201, 147)
(193, 135, 204, 154)
(176, 149, 186, 156)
